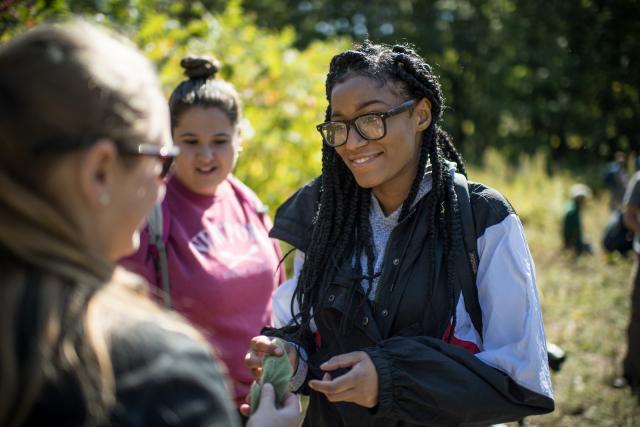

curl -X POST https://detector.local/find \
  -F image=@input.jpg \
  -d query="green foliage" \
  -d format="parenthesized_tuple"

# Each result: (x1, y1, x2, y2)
(249, 338, 293, 414)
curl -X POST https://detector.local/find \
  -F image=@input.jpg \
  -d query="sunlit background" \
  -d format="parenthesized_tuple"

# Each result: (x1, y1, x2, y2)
(2, 1, 639, 424)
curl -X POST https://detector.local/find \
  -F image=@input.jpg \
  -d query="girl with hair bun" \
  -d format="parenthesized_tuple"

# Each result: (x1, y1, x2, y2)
(245, 42, 555, 425)
(121, 55, 286, 415)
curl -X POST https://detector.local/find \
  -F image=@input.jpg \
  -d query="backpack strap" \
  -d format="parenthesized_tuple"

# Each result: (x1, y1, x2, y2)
(453, 173, 483, 340)
(228, 176, 271, 233)
(147, 202, 171, 309)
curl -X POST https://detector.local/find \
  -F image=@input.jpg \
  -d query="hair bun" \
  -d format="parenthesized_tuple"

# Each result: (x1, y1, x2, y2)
(180, 56, 220, 80)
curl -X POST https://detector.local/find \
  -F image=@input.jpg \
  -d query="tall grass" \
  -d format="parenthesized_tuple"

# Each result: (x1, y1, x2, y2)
(469, 151, 639, 426)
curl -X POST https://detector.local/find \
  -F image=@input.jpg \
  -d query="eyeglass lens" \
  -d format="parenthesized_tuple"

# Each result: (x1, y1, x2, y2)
(322, 114, 385, 146)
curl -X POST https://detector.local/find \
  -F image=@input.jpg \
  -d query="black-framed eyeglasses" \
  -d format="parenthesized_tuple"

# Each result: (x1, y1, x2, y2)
(119, 143, 180, 178)
(316, 99, 417, 148)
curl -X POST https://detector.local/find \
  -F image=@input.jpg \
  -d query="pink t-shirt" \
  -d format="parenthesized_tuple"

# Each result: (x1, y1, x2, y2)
(120, 176, 284, 406)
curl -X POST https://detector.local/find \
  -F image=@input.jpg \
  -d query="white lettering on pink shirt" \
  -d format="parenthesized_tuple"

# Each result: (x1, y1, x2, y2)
(189, 222, 267, 257)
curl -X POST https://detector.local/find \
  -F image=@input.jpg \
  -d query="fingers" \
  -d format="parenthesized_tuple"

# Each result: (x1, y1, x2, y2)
(319, 387, 358, 404)
(308, 372, 359, 404)
(279, 392, 303, 417)
(244, 350, 263, 373)
(280, 391, 300, 408)
(245, 385, 303, 427)
(244, 352, 264, 382)
(308, 352, 379, 408)
(320, 351, 365, 371)
(256, 383, 275, 410)
(308, 368, 355, 395)
(251, 368, 262, 382)
(239, 403, 251, 417)
(245, 336, 285, 380)
(251, 335, 285, 356)
(243, 384, 276, 418)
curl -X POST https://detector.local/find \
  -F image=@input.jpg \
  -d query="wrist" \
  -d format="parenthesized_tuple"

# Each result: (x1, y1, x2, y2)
(286, 342, 308, 392)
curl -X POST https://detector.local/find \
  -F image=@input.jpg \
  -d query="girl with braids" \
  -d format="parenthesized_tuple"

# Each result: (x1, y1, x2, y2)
(245, 42, 554, 426)
(120, 55, 286, 413)
(0, 21, 301, 427)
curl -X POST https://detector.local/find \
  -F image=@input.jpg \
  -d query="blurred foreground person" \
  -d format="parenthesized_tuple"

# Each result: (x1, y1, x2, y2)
(0, 21, 301, 427)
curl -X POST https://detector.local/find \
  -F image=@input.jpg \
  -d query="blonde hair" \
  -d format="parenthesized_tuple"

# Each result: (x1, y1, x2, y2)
(0, 21, 200, 426)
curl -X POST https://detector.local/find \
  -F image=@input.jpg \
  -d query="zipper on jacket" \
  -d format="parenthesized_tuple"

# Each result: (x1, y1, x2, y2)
(468, 251, 478, 275)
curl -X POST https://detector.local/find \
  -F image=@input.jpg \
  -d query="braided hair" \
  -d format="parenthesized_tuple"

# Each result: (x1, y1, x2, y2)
(291, 42, 468, 344)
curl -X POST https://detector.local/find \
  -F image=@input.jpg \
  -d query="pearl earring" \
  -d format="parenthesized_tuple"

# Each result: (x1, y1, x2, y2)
(99, 193, 111, 206)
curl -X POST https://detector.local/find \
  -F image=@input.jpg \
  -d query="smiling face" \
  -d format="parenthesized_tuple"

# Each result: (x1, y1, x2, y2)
(330, 75, 431, 213)
(172, 106, 240, 196)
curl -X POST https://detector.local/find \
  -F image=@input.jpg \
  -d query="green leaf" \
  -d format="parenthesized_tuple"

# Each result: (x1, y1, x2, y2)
(250, 338, 293, 414)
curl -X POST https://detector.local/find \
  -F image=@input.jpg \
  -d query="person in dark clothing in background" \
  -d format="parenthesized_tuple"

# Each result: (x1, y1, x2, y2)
(603, 151, 629, 210)
(244, 42, 554, 426)
(563, 183, 593, 255)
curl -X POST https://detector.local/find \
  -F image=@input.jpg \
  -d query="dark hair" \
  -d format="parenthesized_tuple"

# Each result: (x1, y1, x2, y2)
(292, 41, 467, 342)
(168, 56, 241, 129)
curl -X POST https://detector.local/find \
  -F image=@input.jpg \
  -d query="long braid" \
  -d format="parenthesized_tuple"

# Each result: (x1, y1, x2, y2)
(443, 168, 464, 342)
(427, 129, 447, 235)
(292, 42, 469, 343)
(438, 124, 467, 341)
(361, 193, 375, 298)
(398, 126, 432, 222)
(342, 190, 375, 334)
(438, 128, 467, 177)
(289, 146, 335, 340)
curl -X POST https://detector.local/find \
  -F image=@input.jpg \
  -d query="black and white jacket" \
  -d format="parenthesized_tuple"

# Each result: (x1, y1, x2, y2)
(266, 170, 554, 427)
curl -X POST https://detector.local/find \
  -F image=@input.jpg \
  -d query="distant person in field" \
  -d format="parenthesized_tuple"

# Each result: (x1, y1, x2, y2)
(617, 171, 640, 398)
(562, 183, 593, 255)
(245, 41, 554, 426)
(603, 151, 629, 210)
(120, 56, 286, 415)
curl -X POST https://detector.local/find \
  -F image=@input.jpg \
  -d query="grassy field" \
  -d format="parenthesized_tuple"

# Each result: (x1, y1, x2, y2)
(469, 151, 640, 426)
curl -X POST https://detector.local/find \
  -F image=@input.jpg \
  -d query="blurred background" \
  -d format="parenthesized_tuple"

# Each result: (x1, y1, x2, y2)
(2, 0, 639, 425)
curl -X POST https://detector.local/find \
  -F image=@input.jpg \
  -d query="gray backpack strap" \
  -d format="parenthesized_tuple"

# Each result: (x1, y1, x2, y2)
(453, 173, 483, 339)
(148, 203, 171, 309)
